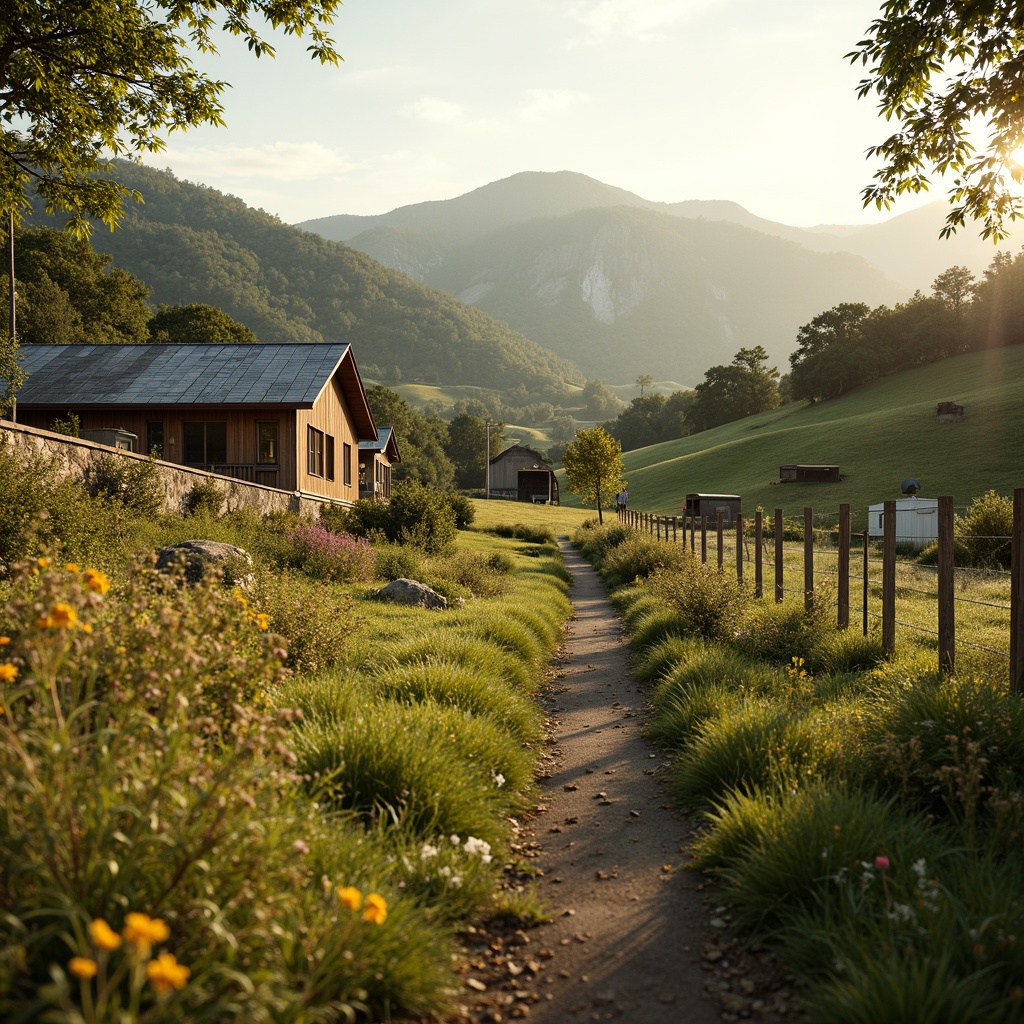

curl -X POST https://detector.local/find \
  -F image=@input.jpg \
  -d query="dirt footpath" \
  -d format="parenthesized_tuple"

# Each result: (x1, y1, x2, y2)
(456, 539, 799, 1024)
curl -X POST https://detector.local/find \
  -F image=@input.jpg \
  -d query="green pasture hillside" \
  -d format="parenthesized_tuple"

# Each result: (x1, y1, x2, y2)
(559, 346, 1024, 529)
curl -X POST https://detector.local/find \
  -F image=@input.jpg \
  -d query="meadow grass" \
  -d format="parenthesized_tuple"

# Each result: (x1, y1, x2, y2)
(575, 519, 1024, 1021)
(0, 475, 573, 1023)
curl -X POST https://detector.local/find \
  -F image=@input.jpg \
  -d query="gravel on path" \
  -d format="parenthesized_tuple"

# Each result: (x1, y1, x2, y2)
(454, 539, 801, 1024)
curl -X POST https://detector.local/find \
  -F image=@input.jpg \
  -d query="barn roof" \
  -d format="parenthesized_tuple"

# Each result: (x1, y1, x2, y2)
(11, 343, 377, 437)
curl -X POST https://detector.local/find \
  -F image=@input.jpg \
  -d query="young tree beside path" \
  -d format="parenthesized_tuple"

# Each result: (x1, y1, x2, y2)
(562, 426, 624, 525)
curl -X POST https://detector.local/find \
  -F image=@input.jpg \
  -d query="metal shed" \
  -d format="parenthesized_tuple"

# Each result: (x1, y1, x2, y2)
(684, 493, 741, 525)
(867, 496, 939, 548)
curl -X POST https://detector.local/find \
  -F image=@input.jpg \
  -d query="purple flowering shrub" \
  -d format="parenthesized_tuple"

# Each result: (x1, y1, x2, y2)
(288, 522, 375, 583)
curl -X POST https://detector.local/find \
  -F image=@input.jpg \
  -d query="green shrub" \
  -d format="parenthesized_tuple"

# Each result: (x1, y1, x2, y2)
(253, 569, 360, 674)
(600, 534, 689, 585)
(86, 454, 165, 518)
(648, 561, 746, 642)
(345, 482, 457, 554)
(954, 489, 1014, 569)
(448, 491, 476, 530)
(374, 541, 424, 581)
(423, 548, 512, 598)
(181, 478, 225, 518)
(488, 522, 556, 545)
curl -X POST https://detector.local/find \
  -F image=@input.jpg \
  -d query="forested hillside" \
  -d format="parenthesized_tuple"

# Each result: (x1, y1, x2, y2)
(26, 163, 584, 394)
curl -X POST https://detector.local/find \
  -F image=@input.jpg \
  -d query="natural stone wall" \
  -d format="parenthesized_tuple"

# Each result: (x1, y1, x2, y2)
(0, 419, 338, 518)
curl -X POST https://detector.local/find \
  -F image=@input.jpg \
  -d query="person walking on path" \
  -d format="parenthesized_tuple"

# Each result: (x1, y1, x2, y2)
(616, 487, 628, 520)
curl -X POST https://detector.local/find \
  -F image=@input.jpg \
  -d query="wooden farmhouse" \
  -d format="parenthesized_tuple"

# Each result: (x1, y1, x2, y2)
(12, 343, 380, 504)
(488, 443, 559, 504)
(358, 426, 401, 501)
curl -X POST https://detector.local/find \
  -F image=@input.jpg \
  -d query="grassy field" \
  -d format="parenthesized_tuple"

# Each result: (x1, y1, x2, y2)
(469, 495, 597, 537)
(559, 346, 1024, 530)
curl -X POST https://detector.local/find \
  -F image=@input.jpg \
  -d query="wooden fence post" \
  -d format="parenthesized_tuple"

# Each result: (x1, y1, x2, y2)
(690, 511, 696, 553)
(862, 529, 869, 637)
(838, 503, 850, 629)
(717, 510, 725, 570)
(672, 516, 677, 543)
(754, 509, 763, 599)
(736, 515, 744, 583)
(882, 499, 896, 656)
(804, 507, 814, 613)
(938, 495, 955, 676)
(701, 514, 708, 564)
(1011, 488, 1024, 692)
(774, 508, 784, 603)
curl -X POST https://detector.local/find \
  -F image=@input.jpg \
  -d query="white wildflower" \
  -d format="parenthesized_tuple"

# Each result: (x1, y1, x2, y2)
(420, 843, 439, 861)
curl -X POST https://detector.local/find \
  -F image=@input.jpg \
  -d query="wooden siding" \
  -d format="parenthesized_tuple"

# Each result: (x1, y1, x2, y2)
(294, 376, 361, 501)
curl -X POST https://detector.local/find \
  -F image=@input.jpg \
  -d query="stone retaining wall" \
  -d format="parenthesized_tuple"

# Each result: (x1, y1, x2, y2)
(0, 419, 338, 518)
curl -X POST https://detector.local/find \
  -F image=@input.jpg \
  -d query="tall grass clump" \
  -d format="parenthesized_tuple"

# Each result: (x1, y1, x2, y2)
(486, 522, 556, 545)
(367, 659, 543, 744)
(291, 701, 533, 846)
(632, 634, 698, 684)
(599, 533, 689, 586)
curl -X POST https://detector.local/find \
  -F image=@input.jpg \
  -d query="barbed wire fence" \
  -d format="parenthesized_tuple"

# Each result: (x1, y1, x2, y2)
(619, 492, 1024, 690)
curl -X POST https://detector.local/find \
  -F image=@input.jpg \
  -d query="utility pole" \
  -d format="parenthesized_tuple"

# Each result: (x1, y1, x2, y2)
(485, 420, 491, 498)
(6, 208, 15, 422)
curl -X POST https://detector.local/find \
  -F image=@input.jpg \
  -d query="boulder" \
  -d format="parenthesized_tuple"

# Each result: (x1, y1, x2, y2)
(374, 577, 448, 610)
(155, 540, 254, 587)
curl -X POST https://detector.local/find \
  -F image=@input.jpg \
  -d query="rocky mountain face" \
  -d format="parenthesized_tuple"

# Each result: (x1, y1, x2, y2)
(301, 173, 918, 385)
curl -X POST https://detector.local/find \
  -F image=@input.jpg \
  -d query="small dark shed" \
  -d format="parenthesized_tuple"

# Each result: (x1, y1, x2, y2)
(684, 493, 741, 525)
(937, 402, 964, 423)
(517, 468, 559, 505)
(779, 464, 840, 483)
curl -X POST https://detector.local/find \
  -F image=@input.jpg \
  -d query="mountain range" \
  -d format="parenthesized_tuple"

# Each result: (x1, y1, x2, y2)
(299, 171, 1006, 386)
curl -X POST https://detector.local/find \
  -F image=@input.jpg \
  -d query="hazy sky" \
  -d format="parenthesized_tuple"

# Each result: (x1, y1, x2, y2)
(145, 0, 936, 228)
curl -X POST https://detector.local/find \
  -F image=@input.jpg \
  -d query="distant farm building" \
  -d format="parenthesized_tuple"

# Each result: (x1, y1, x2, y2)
(358, 426, 401, 501)
(683, 493, 741, 525)
(937, 401, 964, 423)
(867, 496, 939, 548)
(488, 444, 559, 504)
(779, 464, 841, 483)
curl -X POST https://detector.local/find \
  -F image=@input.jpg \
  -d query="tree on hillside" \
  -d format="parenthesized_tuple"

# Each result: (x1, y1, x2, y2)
(787, 304, 871, 402)
(149, 304, 258, 345)
(0, 0, 342, 234)
(581, 379, 624, 420)
(365, 385, 455, 490)
(635, 374, 654, 398)
(685, 347, 780, 433)
(562, 426, 624, 525)
(12, 226, 151, 345)
(850, 1, 1024, 239)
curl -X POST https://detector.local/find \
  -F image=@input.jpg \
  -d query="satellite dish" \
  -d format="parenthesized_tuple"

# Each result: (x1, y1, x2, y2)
(901, 478, 921, 495)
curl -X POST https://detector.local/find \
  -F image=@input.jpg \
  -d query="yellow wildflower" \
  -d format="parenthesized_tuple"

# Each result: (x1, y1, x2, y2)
(0, 663, 17, 682)
(0, 636, 9, 645)
(254, 613, 271, 632)
(362, 893, 387, 925)
(146, 951, 190, 995)
(88, 919, 122, 952)
(37, 557, 51, 570)
(37, 603, 79, 630)
(68, 956, 98, 980)
(336, 886, 362, 912)
(83, 568, 110, 595)
(65, 562, 81, 573)
(233, 588, 249, 610)
(122, 912, 170, 949)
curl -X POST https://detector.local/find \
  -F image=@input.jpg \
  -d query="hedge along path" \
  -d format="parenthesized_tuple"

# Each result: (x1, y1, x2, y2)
(515, 539, 721, 1024)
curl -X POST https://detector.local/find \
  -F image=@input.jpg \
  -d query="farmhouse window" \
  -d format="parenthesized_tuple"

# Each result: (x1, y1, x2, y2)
(343, 442, 352, 486)
(183, 422, 227, 465)
(326, 434, 336, 482)
(146, 422, 164, 459)
(307, 426, 325, 477)
(257, 421, 279, 464)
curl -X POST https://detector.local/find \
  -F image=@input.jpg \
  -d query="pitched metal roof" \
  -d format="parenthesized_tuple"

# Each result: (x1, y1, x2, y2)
(14, 344, 354, 407)
(358, 425, 401, 463)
